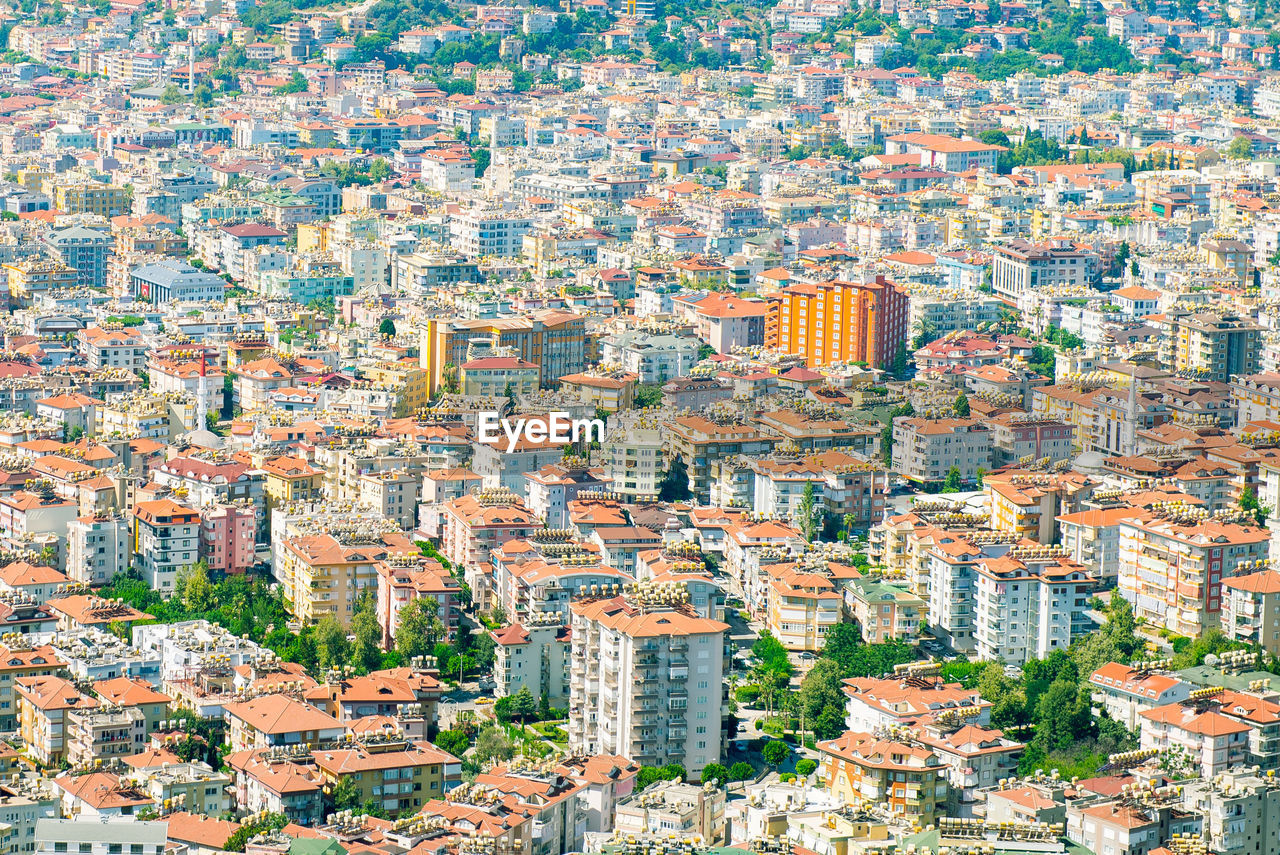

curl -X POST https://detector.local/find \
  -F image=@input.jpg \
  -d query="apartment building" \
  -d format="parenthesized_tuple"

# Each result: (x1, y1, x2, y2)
(199, 504, 255, 575)
(844, 579, 924, 643)
(974, 548, 1095, 665)
(312, 736, 456, 817)
(567, 583, 728, 778)
(77, 327, 147, 371)
(420, 312, 587, 395)
(614, 780, 727, 845)
(915, 721, 1023, 818)
(34, 819, 166, 855)
(440, 492, 539, 608)
(892, 418, 992, 485)
(491, 615, 571, 706)
(139, 763, 232, 817)
(1223, 565, 1280, 655)
(43, 226, 112, 290)
(817, 730, 947, 826)
(1067, 797, 1202, 855)
(223, 694, 344, 752)
(132, 499, 200, 597)
(91, 677, 171, 734)
(377, 557, 462, 647)
(358, 470, 420, 531)
(46, 181, 129, 218)
(0, 779, 58, 855)
(276, 529, 418, 627)
(991, 239, 1100, 300)
(1118, 508, 1270, 637)
(601, 412, 666, 500)
(1057, 506, 1132, 586)
(1182, 770, 1280, 855)
(449, 207, 534, 257)
(986, 471, 1092, 544)
(1088, 663, 1193, 730)
(64, 706, 146, 766)
(1171, 312, 1262, 382)
(1232, 373, 1280, 424)
(222, 750, 325, 826)
(0, 645, 65, 731)
(765, 277, 908, 369)
(1139, 699, 1251, 778)
(668, 415, 777, 500)
(599, 329, 700, 385)
(15, 675, 96, 765)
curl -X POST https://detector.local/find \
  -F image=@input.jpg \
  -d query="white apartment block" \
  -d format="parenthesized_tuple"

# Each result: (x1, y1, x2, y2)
(1088, 663, 1192, 730)
(449, 208, 533, 257)
(35, 819, 166, 855)
(66, 514, 131, 587)
(892, 418, 992, 484)
(991, 239, 1099, 300)
(567, 584, 728, 778)
(974, 548, 1095, 665)
(602, 413, 665, 499)
(1182, 770, 1280, 855)
(491, 613, 570, 705)
(926, 535, 1018, 654)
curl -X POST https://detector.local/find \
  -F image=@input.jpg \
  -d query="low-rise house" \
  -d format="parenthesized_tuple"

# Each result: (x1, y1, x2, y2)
(223, 694, 345, 752)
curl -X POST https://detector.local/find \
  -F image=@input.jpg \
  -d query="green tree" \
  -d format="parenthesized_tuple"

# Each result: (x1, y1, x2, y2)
(798, 659, 845, 721)
(637, 763, 685, 788)
(762, 740, 790, 767)
(474, 725, 516, 764)
(360, 800, 389, 819)
(331, 775, 360, 810)
(943, 466, 963, 492)
(224, 813, 287, 851)
(396, 597, 445, 661)
(728, 761, 755, 782)
(1227, 136, 1253, 158)
(314, 616, 350, 670)
(954, 393, 970, 417)
(473, 147, 491, 177)
(159, 84, 188, 104)
(633, 384, 663, 408)
(434, 729, 470, 757)
(351, 592, 383, 672)
(657, 456, 692, 501)
(795, 758, 818, 776)
(1240, 486, 1271, 526)
(753, 631, 792, 673)
(701, 762, 729, 784)
(508, 685, 539, 724)
(274, 70, 308, 94)
(796, 480, 822, 542)
(378, 318, 397, 337)
(820, 622, 862, 670)
(1034, 677, 1092, 753)
(193, 84, 214, 106)
(179, 561, 214, 612)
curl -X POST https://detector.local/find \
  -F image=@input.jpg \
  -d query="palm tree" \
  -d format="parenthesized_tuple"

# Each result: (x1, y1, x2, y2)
(911, 318, 938, 349)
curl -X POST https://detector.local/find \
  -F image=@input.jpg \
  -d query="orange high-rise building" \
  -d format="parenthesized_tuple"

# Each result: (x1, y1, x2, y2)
(765, 276, 908, 368)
